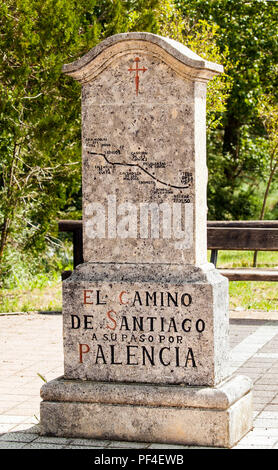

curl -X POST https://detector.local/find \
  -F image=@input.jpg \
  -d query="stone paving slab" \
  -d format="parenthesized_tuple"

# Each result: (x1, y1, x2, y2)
(0, 312, 278, 449)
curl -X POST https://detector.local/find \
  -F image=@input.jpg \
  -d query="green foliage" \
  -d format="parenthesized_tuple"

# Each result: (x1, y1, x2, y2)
(176, 0, 278, 219)
(1, 0, 277, 292)
(0, 0, 161, 283)
(176, 0, 278, 120)
(207, 125, 272, 219)
(254, 93, 278, 224)
(1, 0, 231, 285)
(0, 0, 86, 279)
(154, 1, 232, 131)
(0, 237, 72, 290)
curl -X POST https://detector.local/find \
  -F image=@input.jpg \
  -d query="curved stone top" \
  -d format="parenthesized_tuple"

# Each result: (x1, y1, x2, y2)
(62, 32, 223, 82)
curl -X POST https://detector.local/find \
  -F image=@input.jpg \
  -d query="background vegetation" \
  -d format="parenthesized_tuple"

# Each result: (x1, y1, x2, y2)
(0, 0, 277, 310)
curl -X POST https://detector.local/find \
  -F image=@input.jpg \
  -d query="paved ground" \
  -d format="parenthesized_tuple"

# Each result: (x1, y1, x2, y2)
(1, 311, 278, 449)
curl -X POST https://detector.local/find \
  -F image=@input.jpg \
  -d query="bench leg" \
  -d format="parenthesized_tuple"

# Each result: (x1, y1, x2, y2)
(210, 249, 218, 267)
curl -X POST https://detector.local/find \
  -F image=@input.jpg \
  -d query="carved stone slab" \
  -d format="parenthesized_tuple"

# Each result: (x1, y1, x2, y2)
(63, 33, 223, 265)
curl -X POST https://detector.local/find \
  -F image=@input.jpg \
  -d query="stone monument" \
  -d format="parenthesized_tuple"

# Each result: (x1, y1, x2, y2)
(40, 32, 253, 447)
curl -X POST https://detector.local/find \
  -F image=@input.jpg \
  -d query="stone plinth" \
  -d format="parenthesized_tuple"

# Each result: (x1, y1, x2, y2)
(40, 375, 253, 448)
(62, 262, 229, 387)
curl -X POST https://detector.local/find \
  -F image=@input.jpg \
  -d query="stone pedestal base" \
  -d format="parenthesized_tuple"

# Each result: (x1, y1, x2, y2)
(62, 262, 230, 386)
(40, 375, 253, 448)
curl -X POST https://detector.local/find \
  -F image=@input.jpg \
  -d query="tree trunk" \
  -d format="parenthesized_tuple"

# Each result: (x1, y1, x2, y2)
(222, 113, 242, 184)
(252, 160, 277, 267)
(0, 216, 10, 265)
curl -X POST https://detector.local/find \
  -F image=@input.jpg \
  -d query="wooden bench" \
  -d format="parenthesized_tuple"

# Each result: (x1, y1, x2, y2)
(207, 220, 278, 281)
(59, 220, 278, 282)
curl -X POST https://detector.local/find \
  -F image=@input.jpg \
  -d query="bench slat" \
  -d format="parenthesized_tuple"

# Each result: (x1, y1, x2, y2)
(208, 221, 278, 229)
(58, 220, 278, 281)
(59, 220, 82, 231)
(219, 268, 278, 282)
(207, 227, 278, 251)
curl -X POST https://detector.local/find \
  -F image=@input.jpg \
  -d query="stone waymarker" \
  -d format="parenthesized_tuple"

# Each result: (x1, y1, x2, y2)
(40, 33, 253, 448)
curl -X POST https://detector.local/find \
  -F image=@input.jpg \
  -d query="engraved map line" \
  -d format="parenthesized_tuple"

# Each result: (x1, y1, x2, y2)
(88, 151, 191, 190)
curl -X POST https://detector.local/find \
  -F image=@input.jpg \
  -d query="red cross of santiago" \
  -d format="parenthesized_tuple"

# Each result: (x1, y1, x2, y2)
(128, 57, 147, 96)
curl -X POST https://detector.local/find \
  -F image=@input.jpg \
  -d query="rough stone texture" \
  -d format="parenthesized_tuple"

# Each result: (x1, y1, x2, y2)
(62, 33, 223, 80)
(39, 33, 253, 446)
(40, 375, 253, 448)
(41, 375, 252, 409)
(62, 34, 223, 265)
(63, 262, 229, 386)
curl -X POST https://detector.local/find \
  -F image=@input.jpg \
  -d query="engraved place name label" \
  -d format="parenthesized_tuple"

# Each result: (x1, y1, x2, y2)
(63, 284, 213, 385)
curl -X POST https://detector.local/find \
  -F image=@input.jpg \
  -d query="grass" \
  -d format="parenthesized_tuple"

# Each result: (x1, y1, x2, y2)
(0, 250, 277, 313)
(0, 281, 62, 313)
(209, 250, 278, 269)
(208, 250, 278, 311)
(229, 281, 278, 311)
(0, 242, 72, 313)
